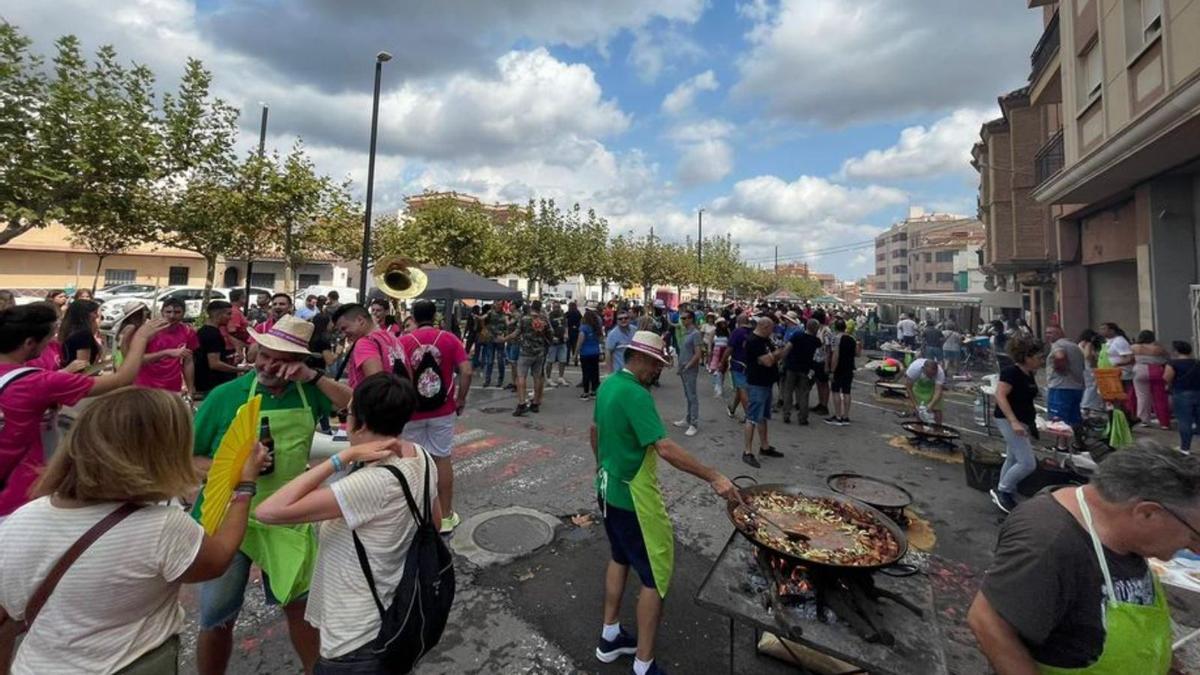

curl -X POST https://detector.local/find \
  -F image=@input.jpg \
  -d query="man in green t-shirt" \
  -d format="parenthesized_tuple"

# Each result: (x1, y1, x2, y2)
(591, 330, 738, 674)
(191, 315, 353, 675)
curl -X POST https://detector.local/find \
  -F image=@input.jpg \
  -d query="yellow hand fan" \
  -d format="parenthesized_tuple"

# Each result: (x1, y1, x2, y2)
(199, 395, 262, 535)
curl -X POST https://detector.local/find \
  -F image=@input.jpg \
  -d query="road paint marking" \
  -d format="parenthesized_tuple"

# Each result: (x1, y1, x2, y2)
(851, 398, 992, 438)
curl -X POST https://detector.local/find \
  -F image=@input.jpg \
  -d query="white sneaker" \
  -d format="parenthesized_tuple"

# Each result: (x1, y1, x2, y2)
(685, 425, 698, 436)
(559, 377, 569, 386)
(673, 419, 688, 428)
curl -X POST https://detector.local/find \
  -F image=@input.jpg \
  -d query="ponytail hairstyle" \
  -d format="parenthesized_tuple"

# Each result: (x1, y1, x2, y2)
(0, 302, 59, 353)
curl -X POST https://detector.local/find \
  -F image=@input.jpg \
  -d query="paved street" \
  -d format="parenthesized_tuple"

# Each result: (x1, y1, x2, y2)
(174, 359, 1026, 674)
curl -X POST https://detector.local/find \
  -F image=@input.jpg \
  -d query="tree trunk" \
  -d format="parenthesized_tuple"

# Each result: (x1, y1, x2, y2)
(0, 220, 38, 246)
(201, 255, 217, 313)
(283, 218, 295, 295)
(91, 255, 107, 293)
(601, 280, 609, 301)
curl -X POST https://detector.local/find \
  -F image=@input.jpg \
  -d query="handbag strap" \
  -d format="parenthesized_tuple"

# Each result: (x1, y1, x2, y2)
(351, 451, 433, 618)
(22, 502, 143, 631)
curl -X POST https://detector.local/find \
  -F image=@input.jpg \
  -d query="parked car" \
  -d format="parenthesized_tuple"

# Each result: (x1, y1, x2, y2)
(94, 283, 159, 303)
(293, 285, 359, 305)
(101, 286, 229, 328)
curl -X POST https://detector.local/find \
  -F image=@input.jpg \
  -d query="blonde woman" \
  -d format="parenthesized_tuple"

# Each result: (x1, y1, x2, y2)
(0, 387, 266, 674)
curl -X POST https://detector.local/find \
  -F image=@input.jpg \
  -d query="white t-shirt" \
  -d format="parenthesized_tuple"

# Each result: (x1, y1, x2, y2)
(897, 319, 918, 338)
(1107, 335, 1134, 379)
(306, 451, 437, 659)
(0, 499, 203, 674)
(906, 358, 946, 385)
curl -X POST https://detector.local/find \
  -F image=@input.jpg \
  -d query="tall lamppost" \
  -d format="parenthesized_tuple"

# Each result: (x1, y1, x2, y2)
(697, 208, 704, 302)
(359, 51, 392, 301)
(243, 103, 268, 304)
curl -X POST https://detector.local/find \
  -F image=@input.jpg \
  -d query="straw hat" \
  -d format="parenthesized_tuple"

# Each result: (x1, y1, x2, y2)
(783, 310, 801, 325)
(249, 314, 316, 355)
(619, 330, 669, 364)
(112, 300, 150, 336)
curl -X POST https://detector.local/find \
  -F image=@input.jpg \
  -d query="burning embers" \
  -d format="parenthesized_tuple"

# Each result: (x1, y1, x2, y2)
(755, 549, 923, 646)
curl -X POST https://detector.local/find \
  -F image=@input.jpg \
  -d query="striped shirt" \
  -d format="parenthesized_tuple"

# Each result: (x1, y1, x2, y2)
(306, 451, 436, 659)
(0, 498, 203, 674)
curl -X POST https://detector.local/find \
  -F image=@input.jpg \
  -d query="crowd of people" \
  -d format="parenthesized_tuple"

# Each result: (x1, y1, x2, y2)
(3, 285, 1200, 675)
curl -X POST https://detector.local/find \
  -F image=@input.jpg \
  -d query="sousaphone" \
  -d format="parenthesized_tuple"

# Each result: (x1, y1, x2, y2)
(373, 256, 428, 300)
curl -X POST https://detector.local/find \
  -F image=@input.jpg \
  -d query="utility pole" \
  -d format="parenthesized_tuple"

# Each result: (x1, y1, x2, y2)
(774, 245, 778, 275)
(697, 208, 704, 302)
(244, 103, 268, 307)
(359, 51, 392, 301)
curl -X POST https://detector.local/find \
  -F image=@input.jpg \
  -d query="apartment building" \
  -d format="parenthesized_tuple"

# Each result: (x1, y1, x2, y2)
(867, 208, 974, 293)
(1019, 0, 1200, 343)
(908, 219, 986, 293)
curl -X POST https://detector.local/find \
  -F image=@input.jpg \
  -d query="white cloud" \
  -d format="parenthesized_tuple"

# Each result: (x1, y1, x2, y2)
(678, 140, 734, 186)
(733, 0, 1040, 125)
(661, 70, 719, 116)
(712, 175, 907, 225)
(628, 24, 707, 83)
(839, 108, 995, 181)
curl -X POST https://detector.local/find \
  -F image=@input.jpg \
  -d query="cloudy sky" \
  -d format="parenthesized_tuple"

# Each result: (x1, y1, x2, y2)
(6, 0, 1041, 278)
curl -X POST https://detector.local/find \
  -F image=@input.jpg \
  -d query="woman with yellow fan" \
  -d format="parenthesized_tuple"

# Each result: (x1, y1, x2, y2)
(0, 387, 267, 674)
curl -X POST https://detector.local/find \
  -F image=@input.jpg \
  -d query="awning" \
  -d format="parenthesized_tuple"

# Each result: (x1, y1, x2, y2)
(860, 291, 1023, 309)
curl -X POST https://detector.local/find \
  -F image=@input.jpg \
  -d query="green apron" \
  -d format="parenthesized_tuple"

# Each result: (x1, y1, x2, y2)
(240, 379, 318, 605)
(1038, 488, 1172, 674)
(628, 448, 675, 599)
(913, 377, 939, 408)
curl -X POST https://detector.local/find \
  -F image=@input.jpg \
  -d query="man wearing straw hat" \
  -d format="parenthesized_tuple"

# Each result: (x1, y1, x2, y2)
(969, 441, 1197, 674)
(591, 329, 738, 675)
(191, 314, 353, 675)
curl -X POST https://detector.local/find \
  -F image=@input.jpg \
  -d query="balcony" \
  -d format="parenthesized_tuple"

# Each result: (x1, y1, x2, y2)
(1030, 11, 1059, 84)
(1034, 130, 1064, 186)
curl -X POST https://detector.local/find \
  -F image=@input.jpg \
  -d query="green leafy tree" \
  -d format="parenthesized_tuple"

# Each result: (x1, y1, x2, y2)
(0, 30, 87, 245)
(512, 199, 572, 298)
(395, 193, 500, 272)
(149, 58, 241, 307)
(264, 141, 345, 293)
(61, 44, 159, 291)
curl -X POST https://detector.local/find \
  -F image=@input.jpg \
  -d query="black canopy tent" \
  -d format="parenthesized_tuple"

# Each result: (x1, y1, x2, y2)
(367, 265, 522, 330)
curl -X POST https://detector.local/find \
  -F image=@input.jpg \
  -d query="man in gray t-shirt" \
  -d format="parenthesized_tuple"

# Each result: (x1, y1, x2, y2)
(1045, 326, 1085, 439)
(673, 311, 703, 435)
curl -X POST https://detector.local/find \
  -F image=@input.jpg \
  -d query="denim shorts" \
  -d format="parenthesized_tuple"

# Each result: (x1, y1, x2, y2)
(731, 370, 748, 390)
(746, 384, 773, 424)
(505, 343, 521, 362)
(199, 550, 301, 629)
(546, 344, 569, 364)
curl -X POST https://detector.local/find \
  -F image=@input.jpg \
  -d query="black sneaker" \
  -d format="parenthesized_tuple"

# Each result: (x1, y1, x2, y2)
(742, 453, 761, 468)
(530, 403, 540, 413)
(504, 383, 516, 391)
(727, 406, 736, 419)
(838, 417, 851, 426)
(513, 404, 528, 417)
(990, 489, 1016, 514)
(579, 393, 590, 400)
(595, 627, 638, 663)
(812, 404, 829, 415)
(782, 416, 791, 424)
(823, 416, 841, 426)
(798, 419, 810, 426)
(760, 446, 784, 458)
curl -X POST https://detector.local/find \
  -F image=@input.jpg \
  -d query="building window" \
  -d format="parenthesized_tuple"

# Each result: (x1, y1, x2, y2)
(935, 251, 955, 263)
(923, 253, 932, 263)
(1078, 39, 1102, 107)
(898, 281, 908, 290)
(249, 273, 275, 288)
(1140, 0, 1162, 43)
(508, 279, 518, 289)
(892, 265, 908, 274)
(105, 269, 136, 285)
(168, 266, 189, 286)
(222, 267, 239, 287)
(297, 273, 320, 289)
(925, 272, 933, 282)
(936, 272, 955, 283)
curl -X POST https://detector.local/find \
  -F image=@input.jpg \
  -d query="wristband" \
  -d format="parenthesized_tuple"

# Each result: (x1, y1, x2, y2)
(330, 454, 345, 473)
(236, 481, 257, 492)
(231, 491, 253, 503)
(307, 370, 325, 386)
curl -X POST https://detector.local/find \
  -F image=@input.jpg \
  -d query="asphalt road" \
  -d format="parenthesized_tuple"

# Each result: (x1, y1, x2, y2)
(171, 361, 1192, 674)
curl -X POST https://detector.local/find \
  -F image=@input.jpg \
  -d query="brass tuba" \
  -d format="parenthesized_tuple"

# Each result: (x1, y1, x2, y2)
(373, 256, 428, 300)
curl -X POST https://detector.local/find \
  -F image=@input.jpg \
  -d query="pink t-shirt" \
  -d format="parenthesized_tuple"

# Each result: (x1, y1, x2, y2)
(25, 340, 62, 370)
(134, 322, 200, 391)
(0, 364, 94, 515)
(399, 327, 468, 420)
(348, 329, 406, 390)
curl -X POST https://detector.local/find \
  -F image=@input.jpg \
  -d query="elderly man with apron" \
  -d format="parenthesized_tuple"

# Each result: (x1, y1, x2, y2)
(591, 330, 738, 675)
(191, 315, 352, 674)
(968, 442, 1189, 674)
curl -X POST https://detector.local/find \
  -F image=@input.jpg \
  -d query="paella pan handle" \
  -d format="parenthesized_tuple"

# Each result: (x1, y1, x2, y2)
(731, 475, 758, 488)
(878, 563, 920, 577)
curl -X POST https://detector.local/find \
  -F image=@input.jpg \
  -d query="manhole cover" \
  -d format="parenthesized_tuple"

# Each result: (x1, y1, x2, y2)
(472, 513, 555, 555)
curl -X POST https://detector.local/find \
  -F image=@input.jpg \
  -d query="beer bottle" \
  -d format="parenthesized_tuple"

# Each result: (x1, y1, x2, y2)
(259, 418, 275, 476)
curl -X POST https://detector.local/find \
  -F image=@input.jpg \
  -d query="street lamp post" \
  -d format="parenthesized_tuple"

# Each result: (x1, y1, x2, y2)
(359, 51, 392, 301)
(245, 103, 268, 307)
(697, 208, 704, 302)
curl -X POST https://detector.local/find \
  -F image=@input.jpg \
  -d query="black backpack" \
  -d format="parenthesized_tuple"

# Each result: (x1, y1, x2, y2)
(352, 455, 455, 674)
(410, 332, 449, 413)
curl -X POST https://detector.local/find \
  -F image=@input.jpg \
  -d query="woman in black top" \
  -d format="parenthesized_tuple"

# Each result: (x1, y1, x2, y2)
(1166, 341, 1200, 452)
(58, 299, 102, 368)
(991, 335, 1046, 514)
(308, 313, 337, 434)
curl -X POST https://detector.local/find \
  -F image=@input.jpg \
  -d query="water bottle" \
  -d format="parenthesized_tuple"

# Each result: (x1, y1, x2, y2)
(258, 418, 275, 476)
(974, 390, 987, 427)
